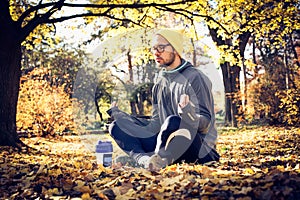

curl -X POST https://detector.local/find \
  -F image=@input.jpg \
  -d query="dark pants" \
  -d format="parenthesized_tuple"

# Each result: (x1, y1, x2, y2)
(109, 115, 219, 164)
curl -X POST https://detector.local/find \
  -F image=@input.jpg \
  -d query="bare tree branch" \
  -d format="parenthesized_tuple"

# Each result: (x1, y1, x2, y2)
(17, 2, 56, 27)
(45, 12, 142, 27)
(155, 5, 232, 36)
(17, 0, 198, 44)
(18, 0, 65, 43)
(18, 0, 196, 26)
(62, 1, 197, 9)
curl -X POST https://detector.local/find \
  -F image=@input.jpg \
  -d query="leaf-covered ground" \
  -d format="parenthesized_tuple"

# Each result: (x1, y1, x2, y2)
(0, 126, 300, 199)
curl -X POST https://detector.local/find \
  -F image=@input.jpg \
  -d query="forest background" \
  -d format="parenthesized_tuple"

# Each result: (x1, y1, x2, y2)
(0, 0, 299, 199)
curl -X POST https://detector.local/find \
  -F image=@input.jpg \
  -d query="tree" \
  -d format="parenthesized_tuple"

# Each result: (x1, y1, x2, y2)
(245, 24, 300, 126)
(22, 39, 88, 94)
(192, 0, 299, 126)
(1, 0, 298, 147)
(0, 0, 199, 148)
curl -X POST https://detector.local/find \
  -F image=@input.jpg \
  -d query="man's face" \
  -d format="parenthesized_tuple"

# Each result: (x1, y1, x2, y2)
(152, 34, 176, 67)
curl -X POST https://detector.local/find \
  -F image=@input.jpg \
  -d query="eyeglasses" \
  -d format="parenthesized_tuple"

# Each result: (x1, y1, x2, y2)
(151, 44, 171, 53)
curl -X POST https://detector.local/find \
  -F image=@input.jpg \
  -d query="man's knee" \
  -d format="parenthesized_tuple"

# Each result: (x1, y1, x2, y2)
(156, 115, 181, 152)
(161, 115, 181, 134)
(164, 132, 193, 163)
(165, 115, 181, 126)
(165, 128, 191, 148)
(108, 121, 117, 137)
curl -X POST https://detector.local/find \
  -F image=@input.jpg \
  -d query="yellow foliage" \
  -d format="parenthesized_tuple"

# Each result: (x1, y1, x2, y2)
(17, 67, 80, 137)
(9, 1, 57, 50)
(246, 64, 300, 126)
(244, 59, 257, 70)
(9, 0, 25, 21)
(275, 88, 300, 126)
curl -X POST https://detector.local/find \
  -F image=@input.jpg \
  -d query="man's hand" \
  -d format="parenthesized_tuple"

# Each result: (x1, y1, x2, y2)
(111, 101, 118, 108)
(179, 94, 189, 108)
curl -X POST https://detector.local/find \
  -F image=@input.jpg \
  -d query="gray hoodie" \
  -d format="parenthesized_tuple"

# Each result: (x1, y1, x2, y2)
(151, 59, 217, 147)
(107, 59, 217, 147)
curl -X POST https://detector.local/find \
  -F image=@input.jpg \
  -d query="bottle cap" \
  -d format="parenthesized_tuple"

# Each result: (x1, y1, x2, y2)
(96, 140, 113, 153)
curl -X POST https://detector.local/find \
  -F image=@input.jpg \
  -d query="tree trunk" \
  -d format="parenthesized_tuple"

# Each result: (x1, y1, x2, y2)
(220, 62, 232, 125)
(242, 57, 247, 113)
(209, 27, 242, 127)
(191, 38, 197, 66)
(94, 97, 103, 121)
(126, 50, 138, 115)
(137, 92, 145, 116)
(0, 30, 23, 147)
(230, 65, 241, 127)
(220, 62, 240, 127)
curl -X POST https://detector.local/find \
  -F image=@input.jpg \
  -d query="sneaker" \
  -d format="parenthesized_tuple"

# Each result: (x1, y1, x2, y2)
(137, 155, 151, 168)
(148, 154, 168, 171)
(114, 155, 139, 167)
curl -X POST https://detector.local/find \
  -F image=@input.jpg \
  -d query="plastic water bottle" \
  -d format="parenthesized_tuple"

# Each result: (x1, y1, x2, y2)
(95, 140, 113, 167)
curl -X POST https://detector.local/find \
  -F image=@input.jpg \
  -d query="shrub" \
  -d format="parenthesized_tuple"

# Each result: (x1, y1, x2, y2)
(275, 88, 300, 126)
(246, 66, 299, 126)
(17, 67, 79, 137)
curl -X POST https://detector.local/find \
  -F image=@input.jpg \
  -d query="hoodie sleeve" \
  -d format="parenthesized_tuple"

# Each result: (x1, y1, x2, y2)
(180, 70, 213, 134)
(106, 106, 131, 120)
(106, 85, 161, 134)
(144, 84, 163, 133)
(180, 102, 211, 133)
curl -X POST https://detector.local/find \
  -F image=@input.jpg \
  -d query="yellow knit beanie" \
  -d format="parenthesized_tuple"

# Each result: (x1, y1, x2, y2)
(156, 29, 184, 57)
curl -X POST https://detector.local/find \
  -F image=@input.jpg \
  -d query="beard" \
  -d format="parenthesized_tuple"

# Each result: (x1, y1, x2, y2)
(158, 52, 176, 68)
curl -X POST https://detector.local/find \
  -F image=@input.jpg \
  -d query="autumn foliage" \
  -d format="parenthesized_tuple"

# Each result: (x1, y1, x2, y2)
(0, 126, 299, 199)
(275, 88, 300, 126)
(246, 60, 300, 126)
(17, 68, 78, 137)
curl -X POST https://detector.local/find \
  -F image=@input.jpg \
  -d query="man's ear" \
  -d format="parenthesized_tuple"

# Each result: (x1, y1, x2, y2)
(171, 47, 179, 56)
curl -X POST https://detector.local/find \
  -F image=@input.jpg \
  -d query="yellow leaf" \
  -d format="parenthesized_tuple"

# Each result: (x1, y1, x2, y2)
(243, 168, 255, 175)
(81, 193, 91, 200)
(276, 165, 285, 171)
